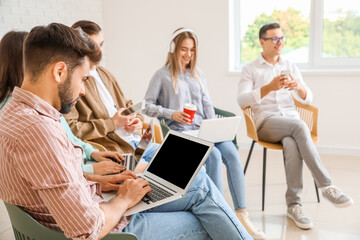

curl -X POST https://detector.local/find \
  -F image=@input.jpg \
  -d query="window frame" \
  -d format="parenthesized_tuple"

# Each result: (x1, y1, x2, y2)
(229, 0, 360, 72)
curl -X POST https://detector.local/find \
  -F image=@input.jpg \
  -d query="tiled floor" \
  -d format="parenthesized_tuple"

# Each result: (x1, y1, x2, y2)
(1, 150, 360, 240)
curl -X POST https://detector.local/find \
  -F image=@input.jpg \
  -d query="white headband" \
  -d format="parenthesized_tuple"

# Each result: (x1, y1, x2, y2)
(169, 28, 198, 53)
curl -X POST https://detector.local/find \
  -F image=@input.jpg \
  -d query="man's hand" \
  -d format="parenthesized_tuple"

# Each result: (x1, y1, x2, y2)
(101, 171, 137, 192)
(285, 74, 307, 99)
(91, 151, 124, 163)
(172, 111, 190, 124)
(93, 161, 125, 175)
(284, 74, 301, 91)
(112, 108, 136, 129)
(268, 74, 287, 91)
(125, 117, 143, 133)
(261, 74, 288, 98)
(116, 177, 151, 209)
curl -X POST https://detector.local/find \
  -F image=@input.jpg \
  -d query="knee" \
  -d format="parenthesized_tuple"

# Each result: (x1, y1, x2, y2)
(282, 136, 297, 148)
(292, 120, 311, 137)
(208, 147, 222, 162)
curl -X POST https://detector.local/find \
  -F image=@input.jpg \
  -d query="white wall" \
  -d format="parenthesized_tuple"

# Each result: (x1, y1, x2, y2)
(1, 0, 359, 156)
(102, 0, 360, 156)
(0, 0, 102, 38)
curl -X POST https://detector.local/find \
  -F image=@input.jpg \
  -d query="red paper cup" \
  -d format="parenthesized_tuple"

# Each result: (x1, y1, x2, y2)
(183, 103, 197, 123)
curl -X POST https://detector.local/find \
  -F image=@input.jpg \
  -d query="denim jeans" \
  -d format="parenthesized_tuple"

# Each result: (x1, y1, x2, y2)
(205, 141, 246, 210)
(122, 168, 252, 240)
(129, 141, 159, 163)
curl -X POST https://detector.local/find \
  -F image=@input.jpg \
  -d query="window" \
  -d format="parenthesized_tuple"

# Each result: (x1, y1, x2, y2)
(229, 0, 360, 71)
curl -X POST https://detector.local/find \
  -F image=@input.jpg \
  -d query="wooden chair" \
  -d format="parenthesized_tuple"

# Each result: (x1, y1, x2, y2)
(241, 97, 320, 211)
(4, 202, 138, 240)
(84, 140, 107, 151)
(142, 122, 163, 143)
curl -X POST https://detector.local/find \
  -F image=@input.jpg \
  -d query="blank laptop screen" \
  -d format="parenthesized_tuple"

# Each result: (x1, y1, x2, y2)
(146, 133, 210, 189)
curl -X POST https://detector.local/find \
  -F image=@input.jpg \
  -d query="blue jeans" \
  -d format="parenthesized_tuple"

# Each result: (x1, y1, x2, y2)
(122, 168, 252, 240)
(129, 141, 159, 163)
(206, 141, 246, 210)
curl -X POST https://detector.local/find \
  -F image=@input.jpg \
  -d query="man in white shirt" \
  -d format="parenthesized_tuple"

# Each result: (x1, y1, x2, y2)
(237, 23, 353, 230)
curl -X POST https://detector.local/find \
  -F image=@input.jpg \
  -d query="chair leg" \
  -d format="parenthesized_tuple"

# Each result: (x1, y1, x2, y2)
(314, 181, 320, 203)
(262, 148, 267, 211)
(244, 140, 256, 175)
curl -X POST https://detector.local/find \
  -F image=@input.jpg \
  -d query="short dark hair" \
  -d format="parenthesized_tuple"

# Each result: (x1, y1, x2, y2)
(72, 20, 102, 36)
(24, 23, 101, 81)
(259, 23, 280, 39)
(0, 31, 28, 106)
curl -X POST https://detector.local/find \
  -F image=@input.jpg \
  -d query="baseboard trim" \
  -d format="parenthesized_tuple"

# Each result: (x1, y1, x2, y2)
(238, 142, 360, 157)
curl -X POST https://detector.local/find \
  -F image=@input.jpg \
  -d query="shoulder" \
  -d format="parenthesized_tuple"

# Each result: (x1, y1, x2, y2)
(151, 66, 171, 81)
(97, 66, 117, 82)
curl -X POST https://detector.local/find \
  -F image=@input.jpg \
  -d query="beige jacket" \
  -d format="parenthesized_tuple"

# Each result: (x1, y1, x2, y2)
(64, 66, 143, 153)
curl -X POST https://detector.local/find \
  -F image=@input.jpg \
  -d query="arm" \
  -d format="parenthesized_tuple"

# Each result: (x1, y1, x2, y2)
(65, 102, 117, 140)
(15, 123, 106, 239)
(84, 170, 136, 192)
(143, 70, 175, 120)
(237, 66, 263, 108)
(99, 177, 151, 238)
(288, 64, 313, 104)
(60, 116, 97, 160)
(199, 71, 216, 119)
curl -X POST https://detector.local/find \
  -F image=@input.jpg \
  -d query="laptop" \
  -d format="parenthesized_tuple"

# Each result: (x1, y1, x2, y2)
(182, 116, 241, 143)
(102, 130, 213, 216)
(122, 119, 154, 171)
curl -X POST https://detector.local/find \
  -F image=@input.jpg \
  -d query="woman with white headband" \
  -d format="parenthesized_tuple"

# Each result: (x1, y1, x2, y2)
(144, 27, 266, 240)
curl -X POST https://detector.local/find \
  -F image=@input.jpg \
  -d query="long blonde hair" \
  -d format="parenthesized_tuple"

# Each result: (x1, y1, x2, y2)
(165, 28, 204, 94)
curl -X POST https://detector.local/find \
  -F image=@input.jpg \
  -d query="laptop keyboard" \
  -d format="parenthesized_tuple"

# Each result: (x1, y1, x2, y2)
(140, 178, 173, 204)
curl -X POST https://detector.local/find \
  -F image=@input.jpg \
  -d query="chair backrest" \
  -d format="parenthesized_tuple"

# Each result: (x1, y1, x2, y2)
(142, 123, 162, 143)
(4, 202, 138, 240)
(4, 202, 70, 240)
(213, 107, 239, 149)
(293, 98, 319, 140)
(241, 106, 259, 142)
(159, 119, 170, 138)
(241, 96, 319, 143)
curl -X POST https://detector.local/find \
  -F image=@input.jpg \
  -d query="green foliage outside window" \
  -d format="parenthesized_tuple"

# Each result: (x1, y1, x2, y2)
(241, 8, 360, 63)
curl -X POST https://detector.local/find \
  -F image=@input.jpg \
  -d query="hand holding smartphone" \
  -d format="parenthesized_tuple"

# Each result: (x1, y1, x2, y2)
(280, 70, 289, 78)
(121, 100, 145, 116)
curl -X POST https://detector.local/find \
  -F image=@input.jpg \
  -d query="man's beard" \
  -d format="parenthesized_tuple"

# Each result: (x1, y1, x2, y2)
(58, 74, 79, 114)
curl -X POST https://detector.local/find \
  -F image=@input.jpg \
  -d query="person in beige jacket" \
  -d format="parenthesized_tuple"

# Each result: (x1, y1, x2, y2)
(65, 20, 158, 162)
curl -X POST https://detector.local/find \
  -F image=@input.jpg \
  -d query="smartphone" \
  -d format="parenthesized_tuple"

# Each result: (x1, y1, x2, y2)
(121, 100, 145, 116)
(280, 70, 289, 78)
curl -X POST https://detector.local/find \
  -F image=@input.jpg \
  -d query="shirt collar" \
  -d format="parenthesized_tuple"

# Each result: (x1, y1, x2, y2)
(257, 53, 285, 65)
(12, 87, 62, 121)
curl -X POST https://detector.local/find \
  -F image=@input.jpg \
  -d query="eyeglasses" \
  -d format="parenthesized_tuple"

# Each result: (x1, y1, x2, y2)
(262, 36, 287, 44)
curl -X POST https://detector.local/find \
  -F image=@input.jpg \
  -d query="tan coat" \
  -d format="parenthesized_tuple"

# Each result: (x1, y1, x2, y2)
(64, 66, 143, 153)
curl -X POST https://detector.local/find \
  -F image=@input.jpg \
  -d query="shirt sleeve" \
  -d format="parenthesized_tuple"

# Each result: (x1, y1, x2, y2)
(13, 121, 104, 240)
(144, 70, 175, 119)
(290, 64, 313, 104)
(237, 65, 262, 108)
(199, 71, 215, 119)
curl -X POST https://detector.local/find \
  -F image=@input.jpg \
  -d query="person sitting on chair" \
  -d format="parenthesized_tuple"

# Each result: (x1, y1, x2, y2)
(143, 27, 265, 239)
(0, 23, 252, 240)
(237, 22, 353, 230)
(0, 30, 130, 192)
(64, 20, 158, 163)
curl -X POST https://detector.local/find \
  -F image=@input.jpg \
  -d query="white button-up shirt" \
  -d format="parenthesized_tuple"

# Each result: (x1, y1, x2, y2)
(237, 54, 313, 129)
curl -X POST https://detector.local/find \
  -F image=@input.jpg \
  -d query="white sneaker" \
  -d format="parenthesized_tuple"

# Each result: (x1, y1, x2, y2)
(287, 204, 313, 230)
(322, 185, 354, 208)
(237, 211, 266, 239)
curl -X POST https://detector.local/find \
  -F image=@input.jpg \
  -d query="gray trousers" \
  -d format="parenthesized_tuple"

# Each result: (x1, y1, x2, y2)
(257, 116, 332, 207)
